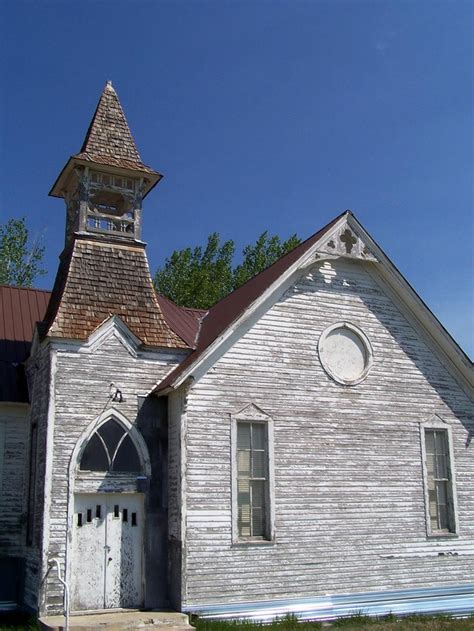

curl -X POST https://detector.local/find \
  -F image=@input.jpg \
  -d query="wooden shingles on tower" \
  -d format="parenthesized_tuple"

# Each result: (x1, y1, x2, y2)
(74, 80, 158, 176)
(50, 80, 161, 200)
(41, 240, 190, 349)
(42, 82, 188, 350)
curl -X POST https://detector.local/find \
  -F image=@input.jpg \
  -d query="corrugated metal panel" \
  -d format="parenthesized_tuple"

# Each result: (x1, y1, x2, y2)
(186, 584, 474, 622)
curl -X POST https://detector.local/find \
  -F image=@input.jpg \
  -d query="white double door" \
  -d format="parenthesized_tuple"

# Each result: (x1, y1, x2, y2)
(71, 493, 144, 611)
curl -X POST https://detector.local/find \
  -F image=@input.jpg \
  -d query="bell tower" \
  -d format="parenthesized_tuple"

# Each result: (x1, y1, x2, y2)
(42, 82, 187, 350)
(50, 81, 161, 244)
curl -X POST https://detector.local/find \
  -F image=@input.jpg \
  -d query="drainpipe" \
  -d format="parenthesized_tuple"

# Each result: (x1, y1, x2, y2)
(47, 558, 70, 631)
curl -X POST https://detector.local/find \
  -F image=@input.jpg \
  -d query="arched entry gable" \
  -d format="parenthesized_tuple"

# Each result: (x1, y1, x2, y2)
(69, 407, 151, 480)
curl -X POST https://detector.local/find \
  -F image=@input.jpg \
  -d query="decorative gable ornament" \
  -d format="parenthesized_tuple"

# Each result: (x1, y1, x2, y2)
(232, 403, 273, 421)
(316, 222, 378, 261)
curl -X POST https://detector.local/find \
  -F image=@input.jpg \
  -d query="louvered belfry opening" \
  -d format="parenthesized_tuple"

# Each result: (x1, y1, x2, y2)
(43, 82, 189, 350)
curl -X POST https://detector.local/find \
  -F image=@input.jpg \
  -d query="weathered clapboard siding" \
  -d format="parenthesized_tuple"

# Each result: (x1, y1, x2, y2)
(168, 388, 186, 609)
(23, 341, 54, 610)
(34, 329, 185, 615)
(182, 258, 473, 607)
(0, 404, 29, 551)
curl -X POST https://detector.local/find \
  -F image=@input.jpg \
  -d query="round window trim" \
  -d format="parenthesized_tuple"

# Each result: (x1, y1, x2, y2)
(318, 322, 373, 386)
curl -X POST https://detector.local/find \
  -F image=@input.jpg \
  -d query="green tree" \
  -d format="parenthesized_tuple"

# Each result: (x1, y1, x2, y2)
(154, 232, 235, 309)
(233, 231, 301, 289)
(0, 217, 46, 287)
(154, 230, 301, 309)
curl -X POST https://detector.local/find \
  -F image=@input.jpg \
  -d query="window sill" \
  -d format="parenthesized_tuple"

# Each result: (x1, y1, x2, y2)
(231, 539, 276, 548)
(426, 531, 459, 539)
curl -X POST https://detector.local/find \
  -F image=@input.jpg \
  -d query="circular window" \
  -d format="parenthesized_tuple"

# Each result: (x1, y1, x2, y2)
(318, 322, 373, 385)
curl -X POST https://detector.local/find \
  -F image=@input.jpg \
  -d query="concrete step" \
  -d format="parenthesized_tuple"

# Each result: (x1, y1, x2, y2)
(39, 610, 194, 631)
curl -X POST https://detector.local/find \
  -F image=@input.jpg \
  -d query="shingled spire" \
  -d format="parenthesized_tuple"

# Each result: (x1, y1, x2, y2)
(42, 83, 188, 350)
(50, 81, 162, 243)
(75, 81, 149, 171)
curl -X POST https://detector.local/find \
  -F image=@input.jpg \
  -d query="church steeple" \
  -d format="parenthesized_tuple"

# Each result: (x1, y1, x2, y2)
(50, 81, 162, 244)
(42, 83, 188, 349)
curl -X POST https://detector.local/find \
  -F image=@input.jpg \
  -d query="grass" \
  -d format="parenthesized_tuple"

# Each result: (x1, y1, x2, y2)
(194, 612, 474, 631)
(1, 612, 473, 630)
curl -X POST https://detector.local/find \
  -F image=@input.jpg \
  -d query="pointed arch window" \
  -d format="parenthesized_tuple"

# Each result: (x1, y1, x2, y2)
(79, 419, 142, 473)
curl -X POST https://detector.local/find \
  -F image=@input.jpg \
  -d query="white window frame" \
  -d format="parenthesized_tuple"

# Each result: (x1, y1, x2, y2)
(231, 404, 275, 545)
(420, 415, 459, 537)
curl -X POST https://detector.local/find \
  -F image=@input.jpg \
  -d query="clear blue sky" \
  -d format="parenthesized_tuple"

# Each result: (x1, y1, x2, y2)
(0, 0, 472, 356)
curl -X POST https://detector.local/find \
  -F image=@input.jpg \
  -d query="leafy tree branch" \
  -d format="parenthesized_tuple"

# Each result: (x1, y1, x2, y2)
(154, 231, 301, 309)
(0, 217, 46, 287)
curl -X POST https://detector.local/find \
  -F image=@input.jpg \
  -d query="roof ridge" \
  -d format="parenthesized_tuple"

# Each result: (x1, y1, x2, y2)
(0, 284, 52, 293)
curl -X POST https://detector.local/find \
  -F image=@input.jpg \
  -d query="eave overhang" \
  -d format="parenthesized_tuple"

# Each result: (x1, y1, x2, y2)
(49, 156, 163, 199)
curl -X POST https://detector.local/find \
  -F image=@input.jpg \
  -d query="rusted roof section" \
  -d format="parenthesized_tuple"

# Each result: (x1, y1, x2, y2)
(74, 81, 158, 175)
(156, 294, 207, 348)
(42, 237, 189, 349)
(0, 285, 51, 402)
(155, 212, 346, 393)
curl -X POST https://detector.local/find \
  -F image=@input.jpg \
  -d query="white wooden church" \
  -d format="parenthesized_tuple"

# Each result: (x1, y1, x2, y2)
(0, 83, 472, 625)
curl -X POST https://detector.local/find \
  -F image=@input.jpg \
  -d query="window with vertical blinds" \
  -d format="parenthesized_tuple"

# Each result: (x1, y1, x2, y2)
(424, 428, 455, 533)
(236, 421, 268, 539)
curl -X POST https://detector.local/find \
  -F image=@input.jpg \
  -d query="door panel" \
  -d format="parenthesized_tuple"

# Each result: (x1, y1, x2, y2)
(71, 494, 144, 611)
(71, 496, 106, 611)
(105, 495, 144, 609)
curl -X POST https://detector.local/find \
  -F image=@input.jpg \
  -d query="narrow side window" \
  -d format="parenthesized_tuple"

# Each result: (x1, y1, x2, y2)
(236, 421, 271, 540)
(422, 425, 457, 536)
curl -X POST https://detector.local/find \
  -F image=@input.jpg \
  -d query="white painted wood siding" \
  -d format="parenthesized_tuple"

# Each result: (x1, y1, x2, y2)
(182, 258, 473, 607)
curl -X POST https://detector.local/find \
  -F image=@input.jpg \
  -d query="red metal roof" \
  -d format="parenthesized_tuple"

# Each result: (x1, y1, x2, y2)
(155, 212, 346, 393)
(156, 294, 207, 348)
(0, 285, 51, 402)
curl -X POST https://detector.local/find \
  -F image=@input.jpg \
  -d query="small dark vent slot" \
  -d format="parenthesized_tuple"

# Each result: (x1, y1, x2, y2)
(131, 512, 137, 526)
(114, 505, 119, 518)
(96, 505, 102, 519)
(123, 508, 128, 523)
(86, 509, 92, 523)
(77, 513, 83, 527)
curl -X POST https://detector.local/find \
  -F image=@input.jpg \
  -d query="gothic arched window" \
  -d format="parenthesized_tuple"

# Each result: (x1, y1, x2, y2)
(79, 419, 142, 473)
